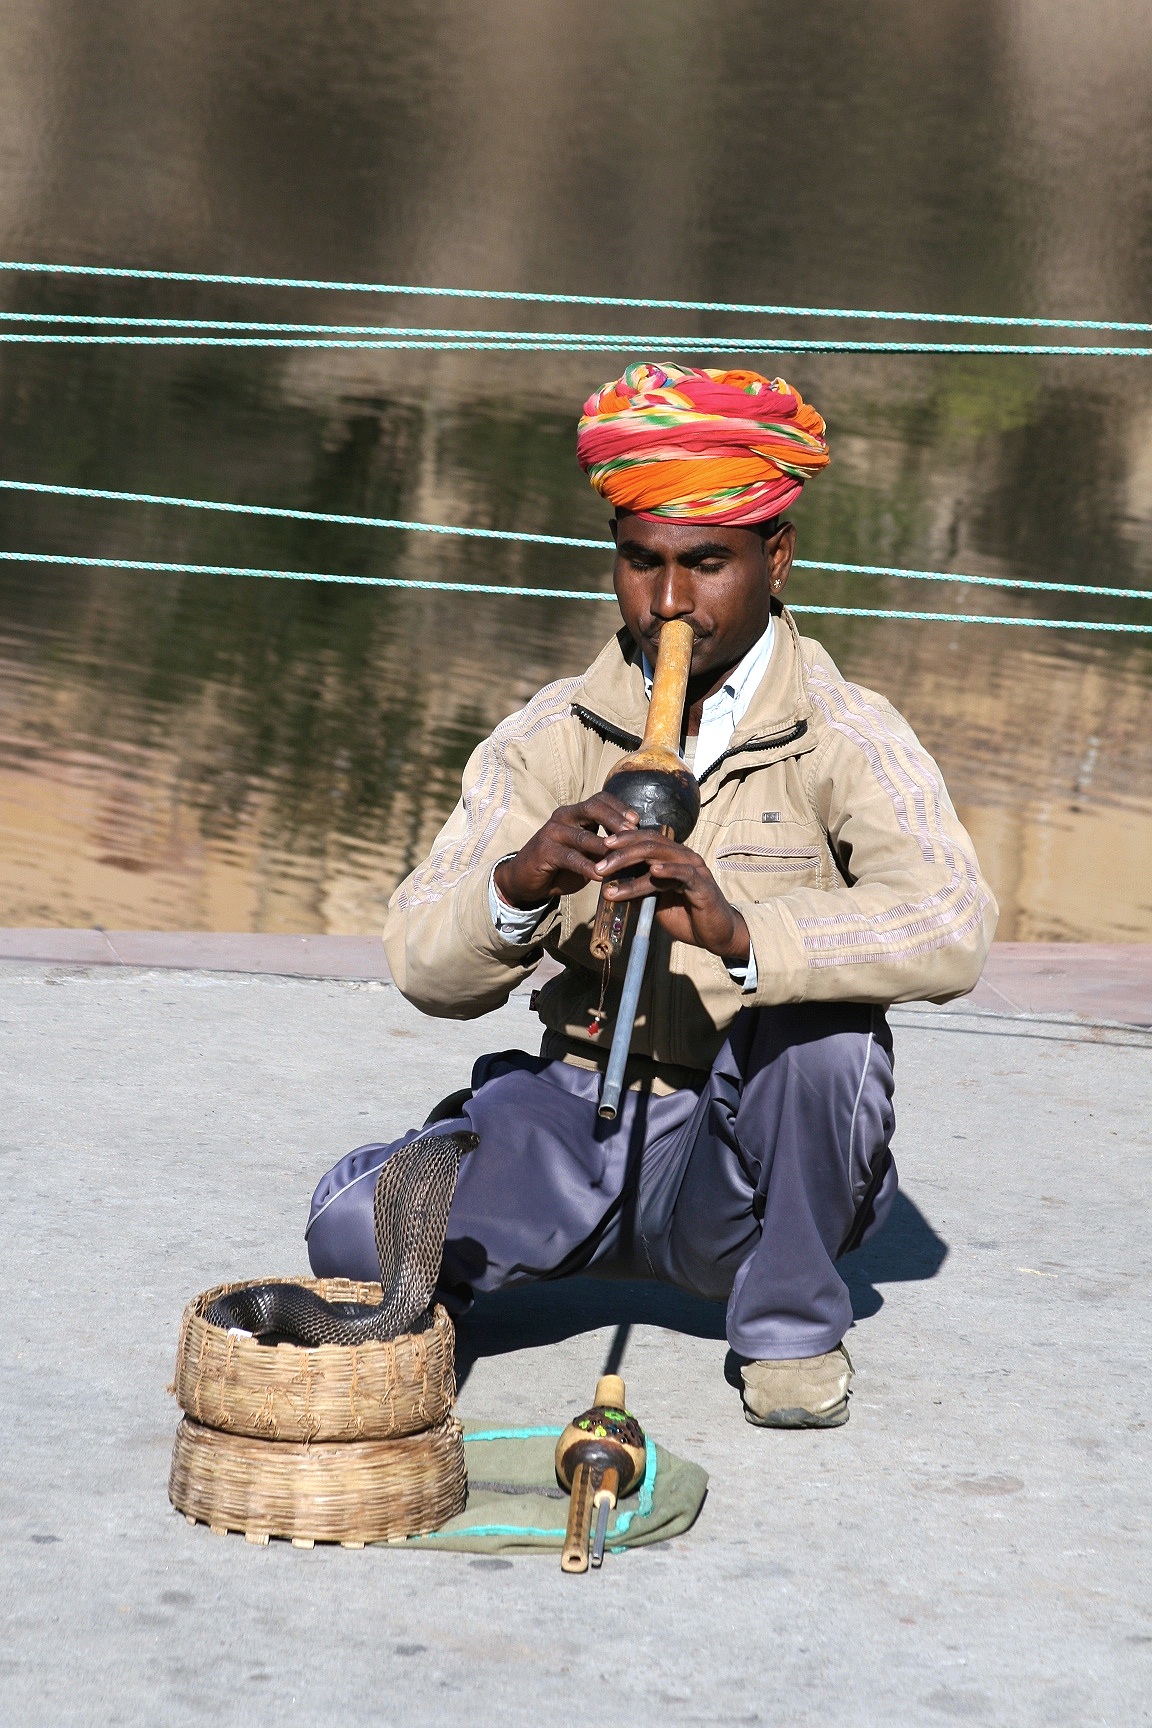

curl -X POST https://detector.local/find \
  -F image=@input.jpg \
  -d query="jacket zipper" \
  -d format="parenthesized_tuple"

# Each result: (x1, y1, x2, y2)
(696, 719, 808, 785)
(571, 703, 808, 775)
(571, 704, 642, 751)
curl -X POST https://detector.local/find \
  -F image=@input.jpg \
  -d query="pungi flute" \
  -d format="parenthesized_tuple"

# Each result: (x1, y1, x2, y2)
(590, 618, 700, 1121)
(555, 1375, 648, 1574)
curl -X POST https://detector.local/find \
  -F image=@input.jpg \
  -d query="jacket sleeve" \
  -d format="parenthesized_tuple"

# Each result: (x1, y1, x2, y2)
(739, 670, 998, 1006)
(382, 682, 580, 1018)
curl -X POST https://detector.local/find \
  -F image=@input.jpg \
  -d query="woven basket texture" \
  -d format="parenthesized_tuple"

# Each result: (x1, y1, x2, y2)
(169, 1414, 467, 1543)
(173, 1280, 455, 1442)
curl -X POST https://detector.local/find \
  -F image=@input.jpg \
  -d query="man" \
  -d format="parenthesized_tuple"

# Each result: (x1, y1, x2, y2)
(307, 362, 997, 1429)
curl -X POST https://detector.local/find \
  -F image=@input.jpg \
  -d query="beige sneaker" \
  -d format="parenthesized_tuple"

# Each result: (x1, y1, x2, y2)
(740, 1343, 854, 1429)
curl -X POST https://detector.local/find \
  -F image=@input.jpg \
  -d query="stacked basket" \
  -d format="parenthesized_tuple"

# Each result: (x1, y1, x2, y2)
(168, 1276, 466, 1547)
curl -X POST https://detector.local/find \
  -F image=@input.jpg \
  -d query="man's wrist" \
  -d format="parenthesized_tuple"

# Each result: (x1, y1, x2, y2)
(714, 909, 751, 965)
(493, 856, 556, 914)
(493, 857, 531, 909)
(720, 911, 758, 994)
(488, 860, 556, 949)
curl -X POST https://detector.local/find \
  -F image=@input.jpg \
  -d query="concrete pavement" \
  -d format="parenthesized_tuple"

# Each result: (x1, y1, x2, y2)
(1, 962, 1149, 1726)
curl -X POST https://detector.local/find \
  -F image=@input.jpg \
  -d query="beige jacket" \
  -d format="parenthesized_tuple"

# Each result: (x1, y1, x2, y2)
(384, 607, 997, 1073)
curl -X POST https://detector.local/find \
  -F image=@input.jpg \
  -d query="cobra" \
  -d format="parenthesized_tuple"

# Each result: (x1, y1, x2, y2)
(204, 1129, 478, 1345)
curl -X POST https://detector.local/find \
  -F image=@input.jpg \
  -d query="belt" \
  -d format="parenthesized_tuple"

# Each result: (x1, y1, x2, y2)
(540, 1031, 708, 1099)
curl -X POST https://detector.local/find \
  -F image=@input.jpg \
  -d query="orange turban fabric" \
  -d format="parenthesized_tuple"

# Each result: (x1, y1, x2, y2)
(576, 362, 829, 525)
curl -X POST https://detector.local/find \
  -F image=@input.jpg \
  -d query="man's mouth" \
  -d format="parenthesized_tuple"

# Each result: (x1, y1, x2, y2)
(648, 621, 706, 646)
(646, 626, 709, 669)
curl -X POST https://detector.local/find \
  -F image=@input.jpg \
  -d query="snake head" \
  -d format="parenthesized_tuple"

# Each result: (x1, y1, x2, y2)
(452, 1131, 480, 1154)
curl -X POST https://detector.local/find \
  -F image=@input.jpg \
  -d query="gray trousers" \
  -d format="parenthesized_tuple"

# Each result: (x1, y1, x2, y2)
(306, 1003, 897, 1361)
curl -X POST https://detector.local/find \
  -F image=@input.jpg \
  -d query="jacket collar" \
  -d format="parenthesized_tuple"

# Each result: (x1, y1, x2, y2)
(572, 603, 815, 780)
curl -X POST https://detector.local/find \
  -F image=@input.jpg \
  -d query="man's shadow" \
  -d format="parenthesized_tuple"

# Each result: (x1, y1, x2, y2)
(838, 1189, 950, 1318)
(454, 1190, 948, 1391)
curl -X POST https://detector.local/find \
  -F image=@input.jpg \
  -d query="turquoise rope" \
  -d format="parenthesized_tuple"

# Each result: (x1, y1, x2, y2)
(0, 477, 603, 550)
(464, 1426, 563, 1443)
(0, 313, 1147, 357)
(790, 605, 1151, 632)
(1, 259, 1149, 335)
(610, 1433, 658, 1537)
(1, 479, 1148, 603)
(1, 548, 1148, 630)
(0, 548, 609, 597)
(0, 313, 498, 333)
(0, 331, 1148, 356)
(797, 559, 1152, 602)
(414, 1523, 569, 1541)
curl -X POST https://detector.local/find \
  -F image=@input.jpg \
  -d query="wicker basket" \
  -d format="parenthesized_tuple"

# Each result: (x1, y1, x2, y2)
(169, 1413, 467, 1545)
(173, 1280, 455, 1442)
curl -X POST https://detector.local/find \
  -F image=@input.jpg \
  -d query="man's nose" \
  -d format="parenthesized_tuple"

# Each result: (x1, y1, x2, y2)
(650, 562, 694, 619)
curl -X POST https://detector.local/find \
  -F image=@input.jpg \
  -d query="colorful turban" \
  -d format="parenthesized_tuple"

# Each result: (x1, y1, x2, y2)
(576, 362, 829, 525)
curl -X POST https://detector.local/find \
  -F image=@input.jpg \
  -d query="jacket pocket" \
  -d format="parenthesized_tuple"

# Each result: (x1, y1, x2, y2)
(715, 844, 823, 873)
(714, 843, 823, 892)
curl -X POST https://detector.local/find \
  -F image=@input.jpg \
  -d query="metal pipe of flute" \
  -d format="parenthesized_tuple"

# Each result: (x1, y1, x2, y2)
(597, 891, 657, 1121)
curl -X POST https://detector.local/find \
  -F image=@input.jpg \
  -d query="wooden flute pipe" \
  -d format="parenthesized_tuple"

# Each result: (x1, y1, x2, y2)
(560, 1461, 597, 1575)
(556, 1375, 648, 1575)
(638, 616, 695, 757)
(590, 617, 700, 964)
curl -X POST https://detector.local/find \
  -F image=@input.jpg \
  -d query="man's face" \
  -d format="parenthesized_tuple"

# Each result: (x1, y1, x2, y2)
(611, 511, 795, 682)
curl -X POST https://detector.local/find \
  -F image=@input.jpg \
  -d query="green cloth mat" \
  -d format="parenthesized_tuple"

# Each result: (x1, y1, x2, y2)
(405, 1422, 708, 1554)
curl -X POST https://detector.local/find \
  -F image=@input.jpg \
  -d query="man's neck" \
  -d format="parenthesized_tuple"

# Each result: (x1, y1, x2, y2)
(683, 619, 775, 736)
(685, 669, 736, 735)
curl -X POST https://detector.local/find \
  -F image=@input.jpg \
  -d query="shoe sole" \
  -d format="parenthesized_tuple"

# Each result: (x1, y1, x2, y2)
(743, 1400, 850, 1429)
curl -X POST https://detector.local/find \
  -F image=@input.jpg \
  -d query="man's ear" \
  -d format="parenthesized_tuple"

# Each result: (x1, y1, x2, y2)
(609, 516, 619, 543)
(767, 520, 796, 596)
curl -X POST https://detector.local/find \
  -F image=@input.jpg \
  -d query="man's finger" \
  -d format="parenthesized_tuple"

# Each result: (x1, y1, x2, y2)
(649, 857, 705, 886)
(597, 837, 700, 877)
(567, 793, 640, 834)
(602, 870, 661, 902)
(552, 849, 603, 882)
(546, 824, 609, 860)
(602, 829, 697, 857)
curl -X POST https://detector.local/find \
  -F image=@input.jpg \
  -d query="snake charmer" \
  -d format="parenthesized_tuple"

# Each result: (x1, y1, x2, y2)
(306, 362, 998, 1429)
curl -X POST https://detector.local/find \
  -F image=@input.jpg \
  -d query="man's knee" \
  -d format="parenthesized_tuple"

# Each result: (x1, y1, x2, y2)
(726, 1002, 896, 1222)
(304, 1140, 394, 1281)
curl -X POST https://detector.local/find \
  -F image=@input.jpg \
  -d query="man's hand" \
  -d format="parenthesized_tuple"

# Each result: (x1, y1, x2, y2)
(493, 794, 639, 909)
(595, 829, 751, 963)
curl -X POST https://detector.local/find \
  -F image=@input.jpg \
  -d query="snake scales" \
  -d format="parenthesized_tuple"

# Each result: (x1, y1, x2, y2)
(204, 1129, 478, 1346)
